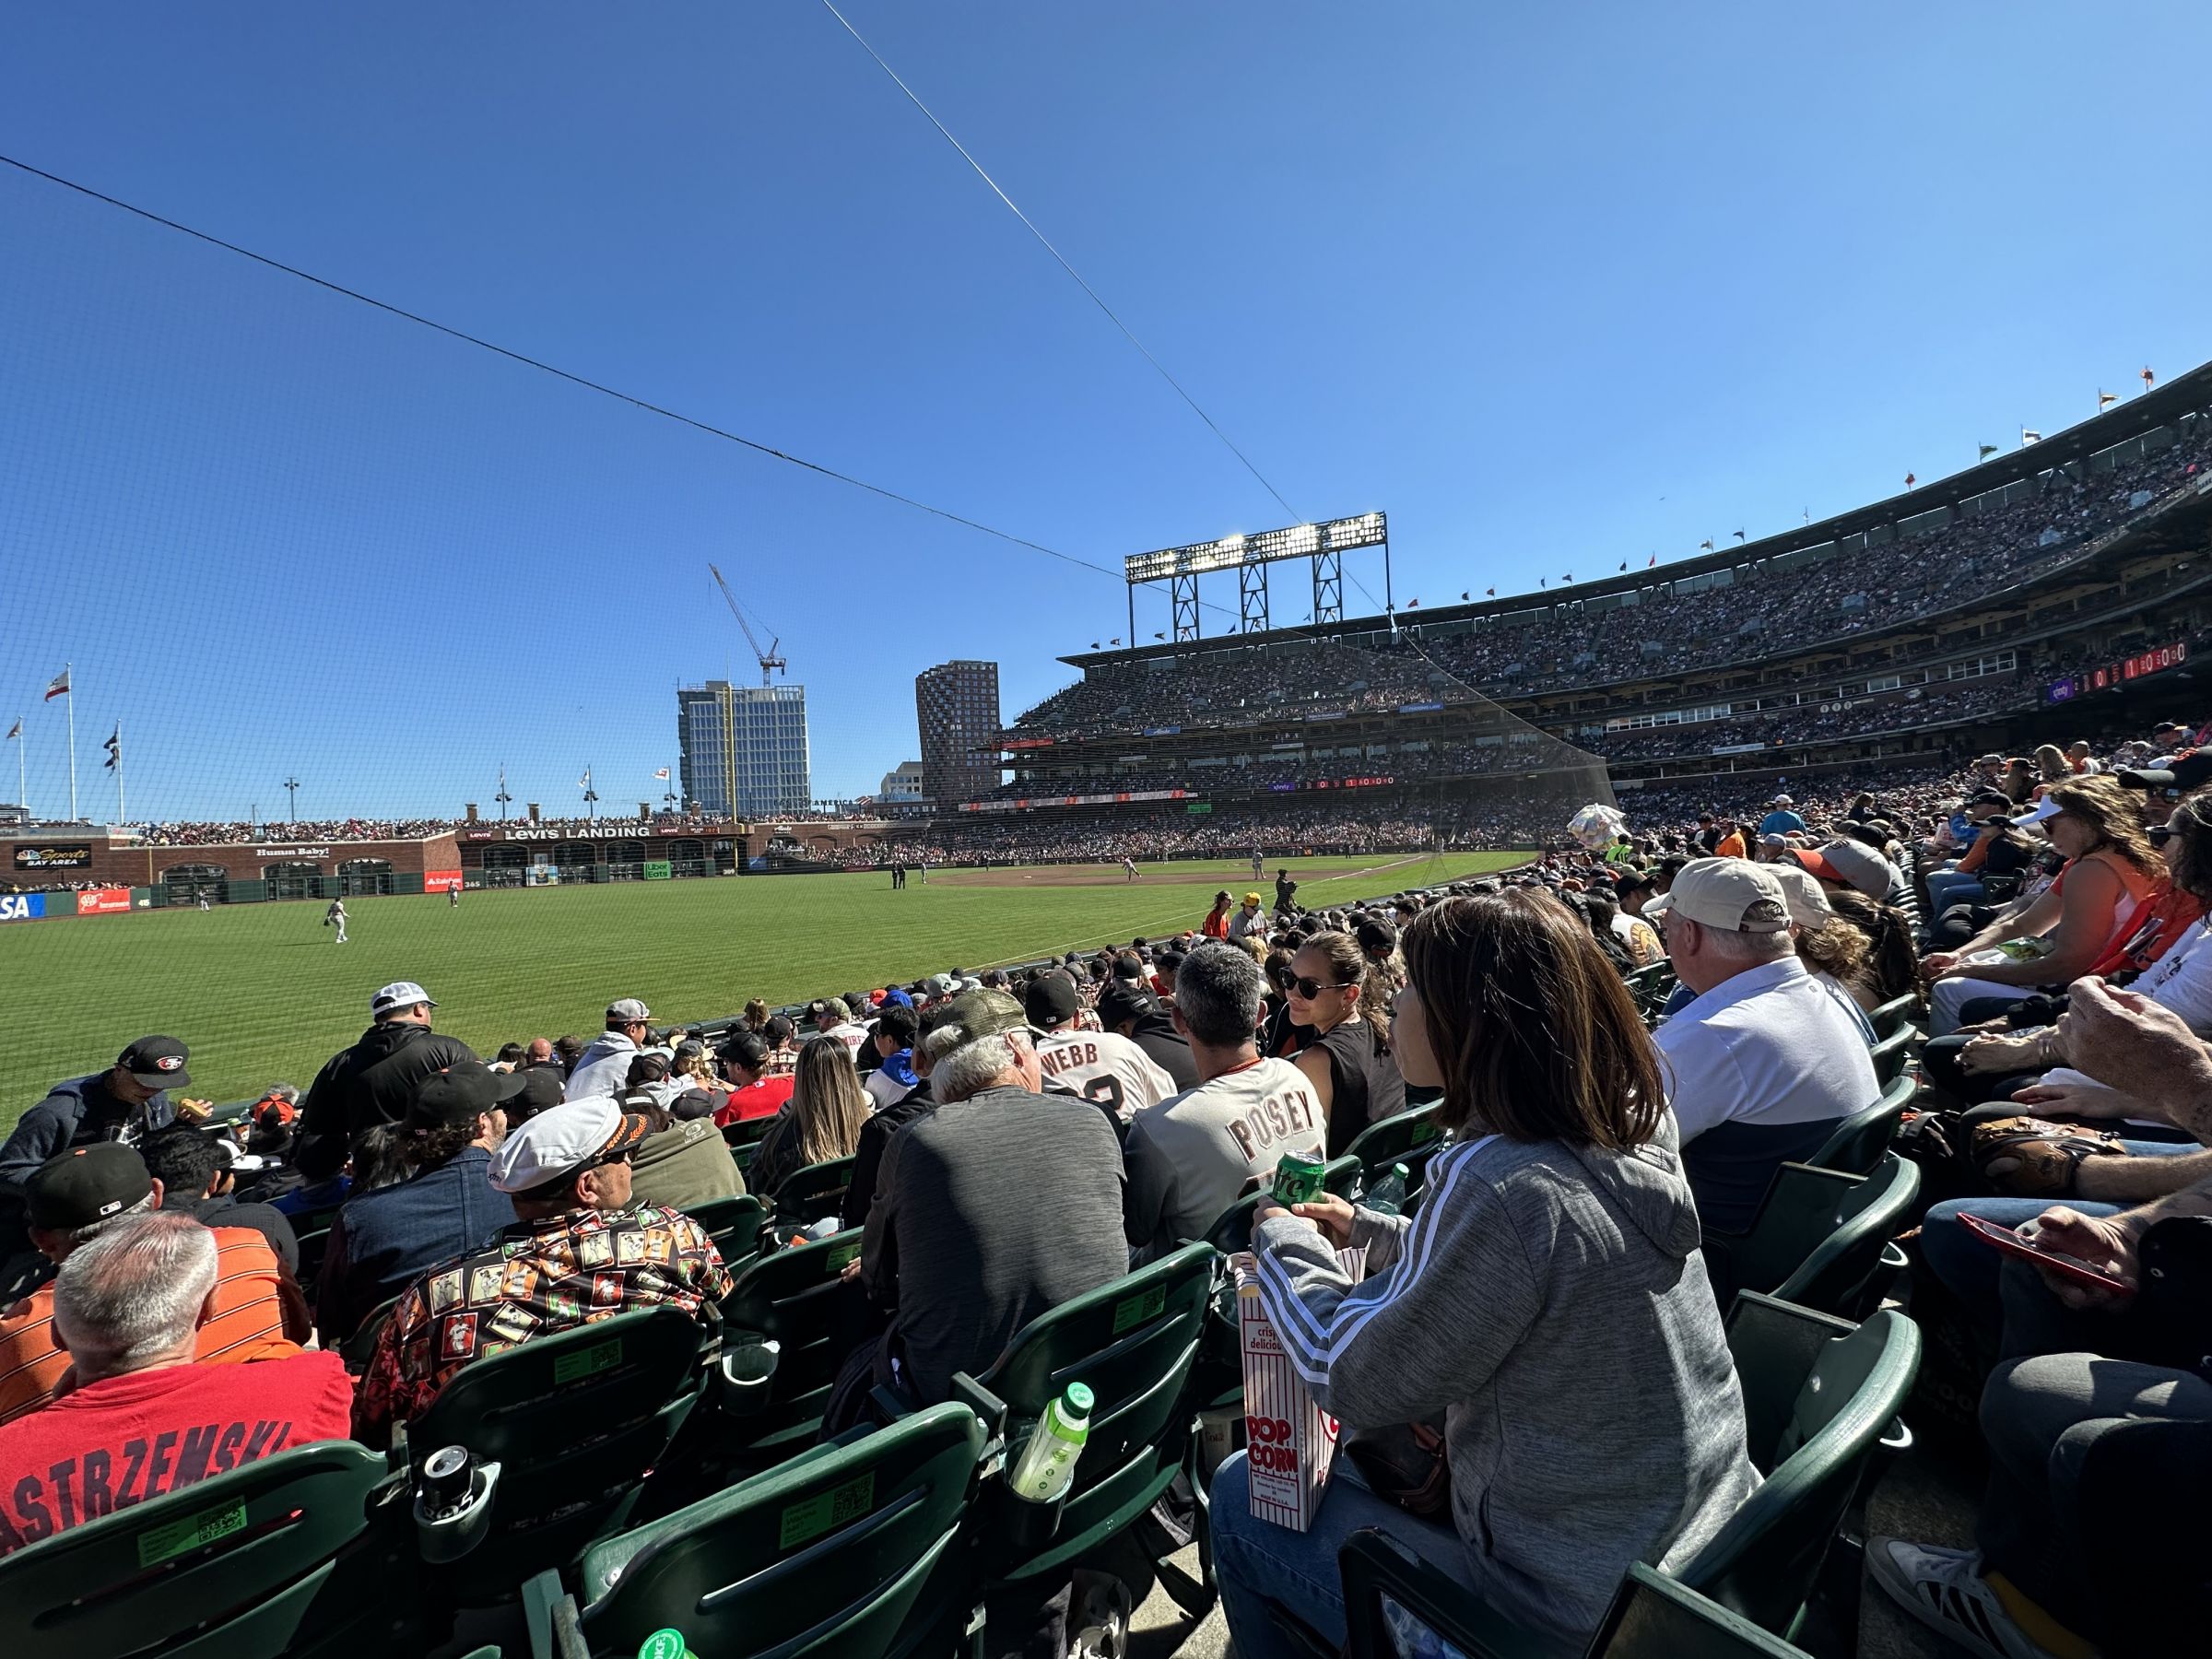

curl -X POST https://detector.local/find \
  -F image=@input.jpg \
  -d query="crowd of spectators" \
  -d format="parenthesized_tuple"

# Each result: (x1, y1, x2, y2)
(1004, 427, 2210, 748)
(10, 710, 2212, 1653)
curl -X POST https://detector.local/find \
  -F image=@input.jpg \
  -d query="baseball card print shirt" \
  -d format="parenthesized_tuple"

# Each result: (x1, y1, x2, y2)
(352, 1203, 730, 1442)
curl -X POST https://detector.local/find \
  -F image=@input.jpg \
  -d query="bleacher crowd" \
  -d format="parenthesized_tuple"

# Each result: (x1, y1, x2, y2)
(5, 717, 2212, 1656)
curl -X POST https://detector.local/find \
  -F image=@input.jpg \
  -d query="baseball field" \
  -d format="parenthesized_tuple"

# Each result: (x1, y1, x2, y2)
(2, 850, 1528, 1125)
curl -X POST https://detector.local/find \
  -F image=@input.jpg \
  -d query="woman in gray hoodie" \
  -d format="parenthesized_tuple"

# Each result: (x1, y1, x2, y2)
(1210, 887, 1760, 1654)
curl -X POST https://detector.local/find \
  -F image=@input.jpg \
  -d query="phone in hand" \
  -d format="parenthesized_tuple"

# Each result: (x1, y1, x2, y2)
(1958, 1212, 2135, 1298)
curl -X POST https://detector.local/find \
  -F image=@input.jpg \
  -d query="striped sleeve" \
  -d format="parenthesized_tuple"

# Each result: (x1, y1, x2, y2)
(1251, 1143, 1541, 1427)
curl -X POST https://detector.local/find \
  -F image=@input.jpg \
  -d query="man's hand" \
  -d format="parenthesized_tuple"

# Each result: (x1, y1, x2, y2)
(1920, 951, 1960, 983)
(2053, 980, 2212, 1127)
(173, 1098, 213, 1123)
(1959, 1033, 2040, 1076)
(2022, 1205, 2139, 1309)
(2009, 1080, 2147, 1120)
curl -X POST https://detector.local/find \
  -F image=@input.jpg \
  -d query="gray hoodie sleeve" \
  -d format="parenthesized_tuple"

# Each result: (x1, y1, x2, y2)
(1252, 1159, 1541, 1428)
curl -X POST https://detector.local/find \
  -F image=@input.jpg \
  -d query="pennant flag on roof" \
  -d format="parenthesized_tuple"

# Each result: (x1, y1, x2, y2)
(2098, 390, 2117, 409)
(1979, 443, 1999, 459)
(1733, 530, 1746, 542)
(1700, 539, 1714, 551)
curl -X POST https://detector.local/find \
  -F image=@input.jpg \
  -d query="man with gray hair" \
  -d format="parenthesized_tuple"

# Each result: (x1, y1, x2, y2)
(1648, 859, 1877, 1232)
(827, 989, 1126, 1434)
(0, 1212, 352, 1551)
(1123, 942, 1325, 1260)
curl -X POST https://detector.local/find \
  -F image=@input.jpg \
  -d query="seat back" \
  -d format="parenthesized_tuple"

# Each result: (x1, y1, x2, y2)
(971, 1242, 1216, 1582)
(720, 1228, 867, 1452)
(290, 1209, 341, 1300)
(1807, 1075, 1912, 1177)
(578, 1404, 986, 1659)
(1590, 1563, 1817, 1656)
(1724, 1156, 1919, 1318)
(0, 1441, 411, 1659)
(1866, 1027, 1914, 1087)
(1203, 1155, 1361, 1255)
(1865, 993, 1916, 1041)
(688, 1193, 768, 1274)
(1770, 1155, 1921, 1318)
(407, 1306, 709, 1592)
(721, 1114, 776, 1180)
(1687, 1295, 1921, 1632)
(1339, 1104, 1448, 1190)
(772, 1156, 858, 1228)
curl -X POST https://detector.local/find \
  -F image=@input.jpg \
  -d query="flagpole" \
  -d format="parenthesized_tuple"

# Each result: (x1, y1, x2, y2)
(11, 719, 22, 821)
(65, 665, 77, 822)
(114, 723, 125, 826)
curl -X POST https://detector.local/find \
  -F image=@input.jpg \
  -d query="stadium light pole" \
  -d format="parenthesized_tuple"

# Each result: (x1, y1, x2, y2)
(282, 775, 300, 822)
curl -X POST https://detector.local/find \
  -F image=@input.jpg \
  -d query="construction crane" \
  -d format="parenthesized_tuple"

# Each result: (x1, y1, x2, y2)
(708, 563, 789, 686)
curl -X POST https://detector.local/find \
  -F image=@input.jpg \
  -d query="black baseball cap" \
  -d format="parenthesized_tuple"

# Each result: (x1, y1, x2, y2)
(116, 1036, 191, 1090)
(409, 1061, 528, 1129)
(2120, 752, 2212, 795)
(507, 1067, 566, 1122)
(1022, 971, 1083, 1028)
(26, 1142, 153, 1230)
(1096, 982, 1157, 1028)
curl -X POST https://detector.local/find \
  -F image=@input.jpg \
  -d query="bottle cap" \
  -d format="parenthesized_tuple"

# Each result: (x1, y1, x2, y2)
(638, 1631, 691, 1659)
(1064, 1382, 1094, 1415)
(1390, 1163, 1409, 1178)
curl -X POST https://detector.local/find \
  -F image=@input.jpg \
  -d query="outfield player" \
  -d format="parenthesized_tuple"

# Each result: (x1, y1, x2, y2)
(1122, 856, 1139, 881)
(325, 898, 347, 944)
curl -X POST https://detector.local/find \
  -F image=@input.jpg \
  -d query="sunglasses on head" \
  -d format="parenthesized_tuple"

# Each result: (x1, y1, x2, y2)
(1288, 975, 1349, 999)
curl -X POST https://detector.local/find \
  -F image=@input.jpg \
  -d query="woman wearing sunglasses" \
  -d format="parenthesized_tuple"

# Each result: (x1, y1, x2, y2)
(1285, 931, 1405, 1158)
(1207, 889, 1757, 1655)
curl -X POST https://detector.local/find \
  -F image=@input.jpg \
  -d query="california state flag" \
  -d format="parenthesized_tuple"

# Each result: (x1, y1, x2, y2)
(43, 668, 69, 700)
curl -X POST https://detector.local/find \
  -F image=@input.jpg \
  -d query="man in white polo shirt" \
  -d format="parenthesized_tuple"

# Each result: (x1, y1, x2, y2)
(1647, 859, 1877, 1233)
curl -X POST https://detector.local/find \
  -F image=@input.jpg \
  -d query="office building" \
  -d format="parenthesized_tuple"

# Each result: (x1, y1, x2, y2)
(677, 681, 811, 818)
(915, 660, 1001, 807)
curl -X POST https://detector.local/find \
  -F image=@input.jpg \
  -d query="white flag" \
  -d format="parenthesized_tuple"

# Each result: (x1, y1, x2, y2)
(653, 768, 671, 780)
(42, 669, 69, 701)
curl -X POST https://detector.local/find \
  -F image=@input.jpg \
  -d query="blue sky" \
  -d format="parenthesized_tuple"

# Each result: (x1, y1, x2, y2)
(2, 2, 2206, 818)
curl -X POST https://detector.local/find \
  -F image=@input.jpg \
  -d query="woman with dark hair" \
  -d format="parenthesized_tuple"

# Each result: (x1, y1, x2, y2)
(1286, 931, 1404, 1157)
(1924, 776, 2166, 1035)
(1933, 790, 2212, 1101)
(1207, 890, 1758, 1654)
(748, 1036, 872, 1200)
(2001, 757, 2037, 806)
(1826, 888, 1920, 1010)
(741, 997, 770, 1033)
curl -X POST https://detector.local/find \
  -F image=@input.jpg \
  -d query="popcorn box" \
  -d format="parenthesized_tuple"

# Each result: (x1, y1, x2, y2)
(1232, 1246, 1364, 1532)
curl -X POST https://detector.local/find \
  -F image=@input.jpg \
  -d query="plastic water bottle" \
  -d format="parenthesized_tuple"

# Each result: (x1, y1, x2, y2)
(1365, 1162, 1411, 1216)
(1008, 1382, 1094, 1502)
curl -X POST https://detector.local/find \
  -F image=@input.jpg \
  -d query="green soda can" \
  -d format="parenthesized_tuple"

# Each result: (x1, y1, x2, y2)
(1272, 1148, 1327, 1206)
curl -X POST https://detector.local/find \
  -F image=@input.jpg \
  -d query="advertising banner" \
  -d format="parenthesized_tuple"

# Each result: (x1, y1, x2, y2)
(423, 870, 464, 893)
(642, 861, 673, 879)
(0, 894, 47, 923)
(13, 844, 90, 871)
(76, 888, 133, 915)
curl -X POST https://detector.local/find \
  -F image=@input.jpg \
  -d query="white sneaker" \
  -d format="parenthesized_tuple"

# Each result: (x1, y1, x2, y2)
(1865, 1537, 2069, 1659)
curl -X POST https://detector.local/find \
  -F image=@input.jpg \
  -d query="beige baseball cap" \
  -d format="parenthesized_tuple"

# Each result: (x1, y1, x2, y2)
(1643, 858, 1791, 934)
(1763, 861, 1834, 928)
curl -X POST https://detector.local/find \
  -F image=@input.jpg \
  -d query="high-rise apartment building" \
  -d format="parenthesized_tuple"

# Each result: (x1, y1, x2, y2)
(914, 660, 1001, 807)
(677, 680, 811, 818)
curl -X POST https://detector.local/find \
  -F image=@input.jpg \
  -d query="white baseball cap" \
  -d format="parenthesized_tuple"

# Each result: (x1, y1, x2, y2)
(2010, 795, 2065, 828)
(1763, 862, 1835, 929)
(488, 1097, 653, 1195)
(371, 981, 437, 1017)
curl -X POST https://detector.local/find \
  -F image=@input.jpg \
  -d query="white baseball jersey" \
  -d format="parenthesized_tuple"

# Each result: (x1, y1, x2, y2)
(1122, 1055, 1324, 1259)
(1033, 1028, 1176, 1123)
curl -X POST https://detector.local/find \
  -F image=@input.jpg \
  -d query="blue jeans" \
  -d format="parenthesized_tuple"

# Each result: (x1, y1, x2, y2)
(1209, 1450, 1472, 1659)
(1925, 870, 1985, 913)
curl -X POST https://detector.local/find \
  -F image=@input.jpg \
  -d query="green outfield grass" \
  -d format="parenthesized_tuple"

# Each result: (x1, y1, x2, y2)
(1, 851, 1528, 1124)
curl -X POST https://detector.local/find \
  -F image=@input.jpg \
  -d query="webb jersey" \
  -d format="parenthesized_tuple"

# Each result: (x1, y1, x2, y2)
(1032, 1029, 1176, 1123)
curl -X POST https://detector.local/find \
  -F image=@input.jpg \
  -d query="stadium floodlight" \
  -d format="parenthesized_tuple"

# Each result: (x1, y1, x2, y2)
(1122, 511, 1387, 583)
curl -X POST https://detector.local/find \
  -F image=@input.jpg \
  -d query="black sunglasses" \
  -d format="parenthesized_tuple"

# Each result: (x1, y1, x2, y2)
(1288, 975, 1350, 998)
(2149, 825, 2178, 845)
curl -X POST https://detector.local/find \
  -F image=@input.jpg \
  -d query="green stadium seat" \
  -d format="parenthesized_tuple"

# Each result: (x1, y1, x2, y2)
(721, 1113, 776, 1181)
(525, 1403, 988, 1659)
(405, 1305, 712, 1600)
(917, 1242, 1216, 1593)
(1705, 1156, 1922, 1319)
(1340, 1544, 1816, 1659)
(716, 1227, 868, 1458)
(771, 1155, 858, 1230)
(1865, 993, 1917, 1042)
(0, 1440, 418, 1658)
(684, 1192, 767, 1275)
(288, 1208, 341, 1301)
(1323, 1297, 1920, 1655)
(1339, 1102, 1449, 1193)
(1807, 1073, 1914, 1177)
(1865, 1026, 1915, 1088)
